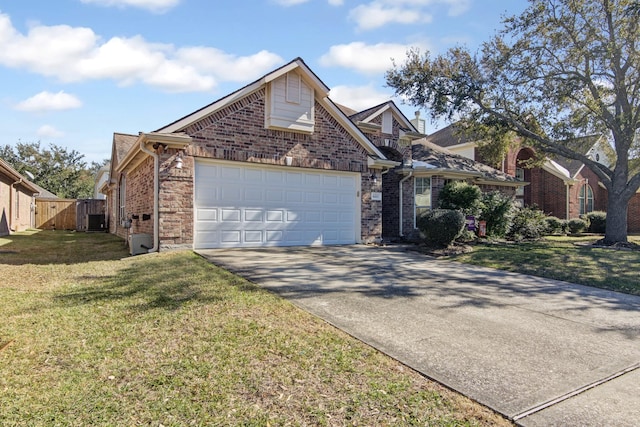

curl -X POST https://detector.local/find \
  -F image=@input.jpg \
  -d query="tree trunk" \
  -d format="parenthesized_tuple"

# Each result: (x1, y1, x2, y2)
(602, 194, 629, 245)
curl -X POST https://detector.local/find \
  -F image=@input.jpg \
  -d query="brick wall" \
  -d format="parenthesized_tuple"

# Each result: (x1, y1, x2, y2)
(159, 87, 381, 246)
(159, 149, 194, 249)
(127, 157, 155, 236)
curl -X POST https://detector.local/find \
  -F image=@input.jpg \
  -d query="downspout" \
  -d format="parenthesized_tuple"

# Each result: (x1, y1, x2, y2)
(9, 179, 23, 232)
(140, 140, 159, 253)
(565, 182, 571, 220)
(398, 171, 413, 237)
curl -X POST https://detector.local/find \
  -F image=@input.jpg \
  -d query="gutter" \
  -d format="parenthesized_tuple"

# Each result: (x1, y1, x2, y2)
(139, 140, 159, 253)
(399, 170, 413, 237)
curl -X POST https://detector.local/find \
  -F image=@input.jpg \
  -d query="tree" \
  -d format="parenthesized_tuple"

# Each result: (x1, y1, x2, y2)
(0, 141, 104, 199)
(386, 0, 640, 245)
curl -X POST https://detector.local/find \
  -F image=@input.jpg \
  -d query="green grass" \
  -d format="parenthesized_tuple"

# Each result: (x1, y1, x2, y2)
(0, 230, 510, 426)
(448, 235, 640, 296)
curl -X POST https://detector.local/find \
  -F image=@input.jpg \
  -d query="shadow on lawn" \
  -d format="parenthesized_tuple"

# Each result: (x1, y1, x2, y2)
(54, 252, 262, 312)
(0, 230, 129, 265)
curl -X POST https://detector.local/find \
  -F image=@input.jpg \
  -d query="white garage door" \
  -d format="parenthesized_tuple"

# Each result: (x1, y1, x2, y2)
(194, 160, 360, 249)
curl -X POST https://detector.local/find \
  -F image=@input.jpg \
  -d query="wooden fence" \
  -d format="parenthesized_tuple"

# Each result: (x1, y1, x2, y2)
(35, 199, 106, 231)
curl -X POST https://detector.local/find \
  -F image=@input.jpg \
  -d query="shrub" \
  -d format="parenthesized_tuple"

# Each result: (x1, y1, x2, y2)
(438, 181, 482, 215)
(544, 216, 566, 235)
(478, 191, 514, 237)
(585, 211, 606, 233)
(416, 209, 466, 247)
(507, 206, 547, 241)
(568, 218, 588, 234)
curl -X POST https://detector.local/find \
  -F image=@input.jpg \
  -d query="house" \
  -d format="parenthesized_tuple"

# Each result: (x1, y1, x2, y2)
(102, 58, 522, 252)
(425, 123, 640, 232)
(0, 158, 40, 235)
(94, 164, 110, 200)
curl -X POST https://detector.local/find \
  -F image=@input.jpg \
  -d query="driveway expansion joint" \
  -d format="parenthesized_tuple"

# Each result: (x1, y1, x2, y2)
(512, 362, 640, 422)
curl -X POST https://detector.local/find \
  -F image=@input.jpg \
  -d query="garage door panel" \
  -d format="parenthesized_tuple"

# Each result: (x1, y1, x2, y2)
(244, 209, 264, 222)
(266, 210, 284, 222)
(221, 230, 242, 243)
(195, 160, 359, 248)
(244, 230, 263, 243)
(286, 172, 304, 185)
(266, 230, 283, 242)
(197, 208, 218, 222)
(244, 188, 263, 202)
(266, 190, 284, 203)
(220, 209, 241, 222)
(221, 166, 243, 179)
(286, 191, 304, 203)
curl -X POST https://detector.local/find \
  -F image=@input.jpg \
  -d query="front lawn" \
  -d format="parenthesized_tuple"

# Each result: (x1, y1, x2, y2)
(0, 230, 510, 426)
(447, 235, 640, 296)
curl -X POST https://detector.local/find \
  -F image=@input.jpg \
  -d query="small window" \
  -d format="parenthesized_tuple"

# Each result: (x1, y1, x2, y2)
(15, 190, 19, 219)
(414, 177, 432, 225)
(579, 184, 594, 215)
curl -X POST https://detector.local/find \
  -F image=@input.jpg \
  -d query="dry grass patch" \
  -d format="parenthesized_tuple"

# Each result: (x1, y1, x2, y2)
(1, 230, 511, 426)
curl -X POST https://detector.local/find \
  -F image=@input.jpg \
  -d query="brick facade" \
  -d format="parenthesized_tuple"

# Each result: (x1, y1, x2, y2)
(113, 86, 385, 250)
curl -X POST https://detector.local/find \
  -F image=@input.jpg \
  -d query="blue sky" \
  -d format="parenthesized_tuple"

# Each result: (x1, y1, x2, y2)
(0, 0, 529, 163)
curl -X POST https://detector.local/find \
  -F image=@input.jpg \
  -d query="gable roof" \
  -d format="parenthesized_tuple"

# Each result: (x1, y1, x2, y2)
(348, 101, 419, 134)
(0, 158, 41, 194)
(424, 122, 478, 148)
(155, 57, 389, 161)
(407, 139, 521, 185)
(108, 132, 138, 182)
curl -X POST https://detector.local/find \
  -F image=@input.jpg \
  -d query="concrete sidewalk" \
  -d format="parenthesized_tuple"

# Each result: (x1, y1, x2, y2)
(198, 245, 640, 426)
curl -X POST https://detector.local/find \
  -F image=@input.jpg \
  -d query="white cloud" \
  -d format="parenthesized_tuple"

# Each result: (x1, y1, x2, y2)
(320, 41, 427, 74)
(349, 3, 431, 31)
(329, 84, 393, 111)
(349, 0, 471, 31)
(328, 0, 344, 5)
(272, 0, 309, 5)
(37, 125, 65, 138)
(0, 13, 284, 93)
(176, 48, 284, 82)
(15, 91, 83, 112)
(79, 0, 180, 13)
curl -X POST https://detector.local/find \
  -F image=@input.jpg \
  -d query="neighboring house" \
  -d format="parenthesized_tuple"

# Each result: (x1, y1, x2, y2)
(94, 164, 110, 199)
(426, 123, 640, 232)
(102, 58, 521, 251)
(0, 158, 40, 235)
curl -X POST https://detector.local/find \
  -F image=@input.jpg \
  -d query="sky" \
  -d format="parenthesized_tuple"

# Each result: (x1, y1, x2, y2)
(0, 0, 530, 163)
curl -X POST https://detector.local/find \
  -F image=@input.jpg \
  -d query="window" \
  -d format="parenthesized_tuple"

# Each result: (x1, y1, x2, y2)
(515, 168, 525, 197)
(579, 184, 594, 215)
(119, 174, 126, 222)
(414, 177, 431, 224)
(15, 190, 19, 218)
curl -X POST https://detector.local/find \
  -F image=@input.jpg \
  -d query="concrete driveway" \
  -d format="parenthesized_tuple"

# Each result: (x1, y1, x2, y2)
(197, 245, 640, 426)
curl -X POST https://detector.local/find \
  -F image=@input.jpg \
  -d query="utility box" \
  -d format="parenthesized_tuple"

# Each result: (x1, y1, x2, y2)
(86, 214, 105, 232)
(129, 233, 153, 256)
